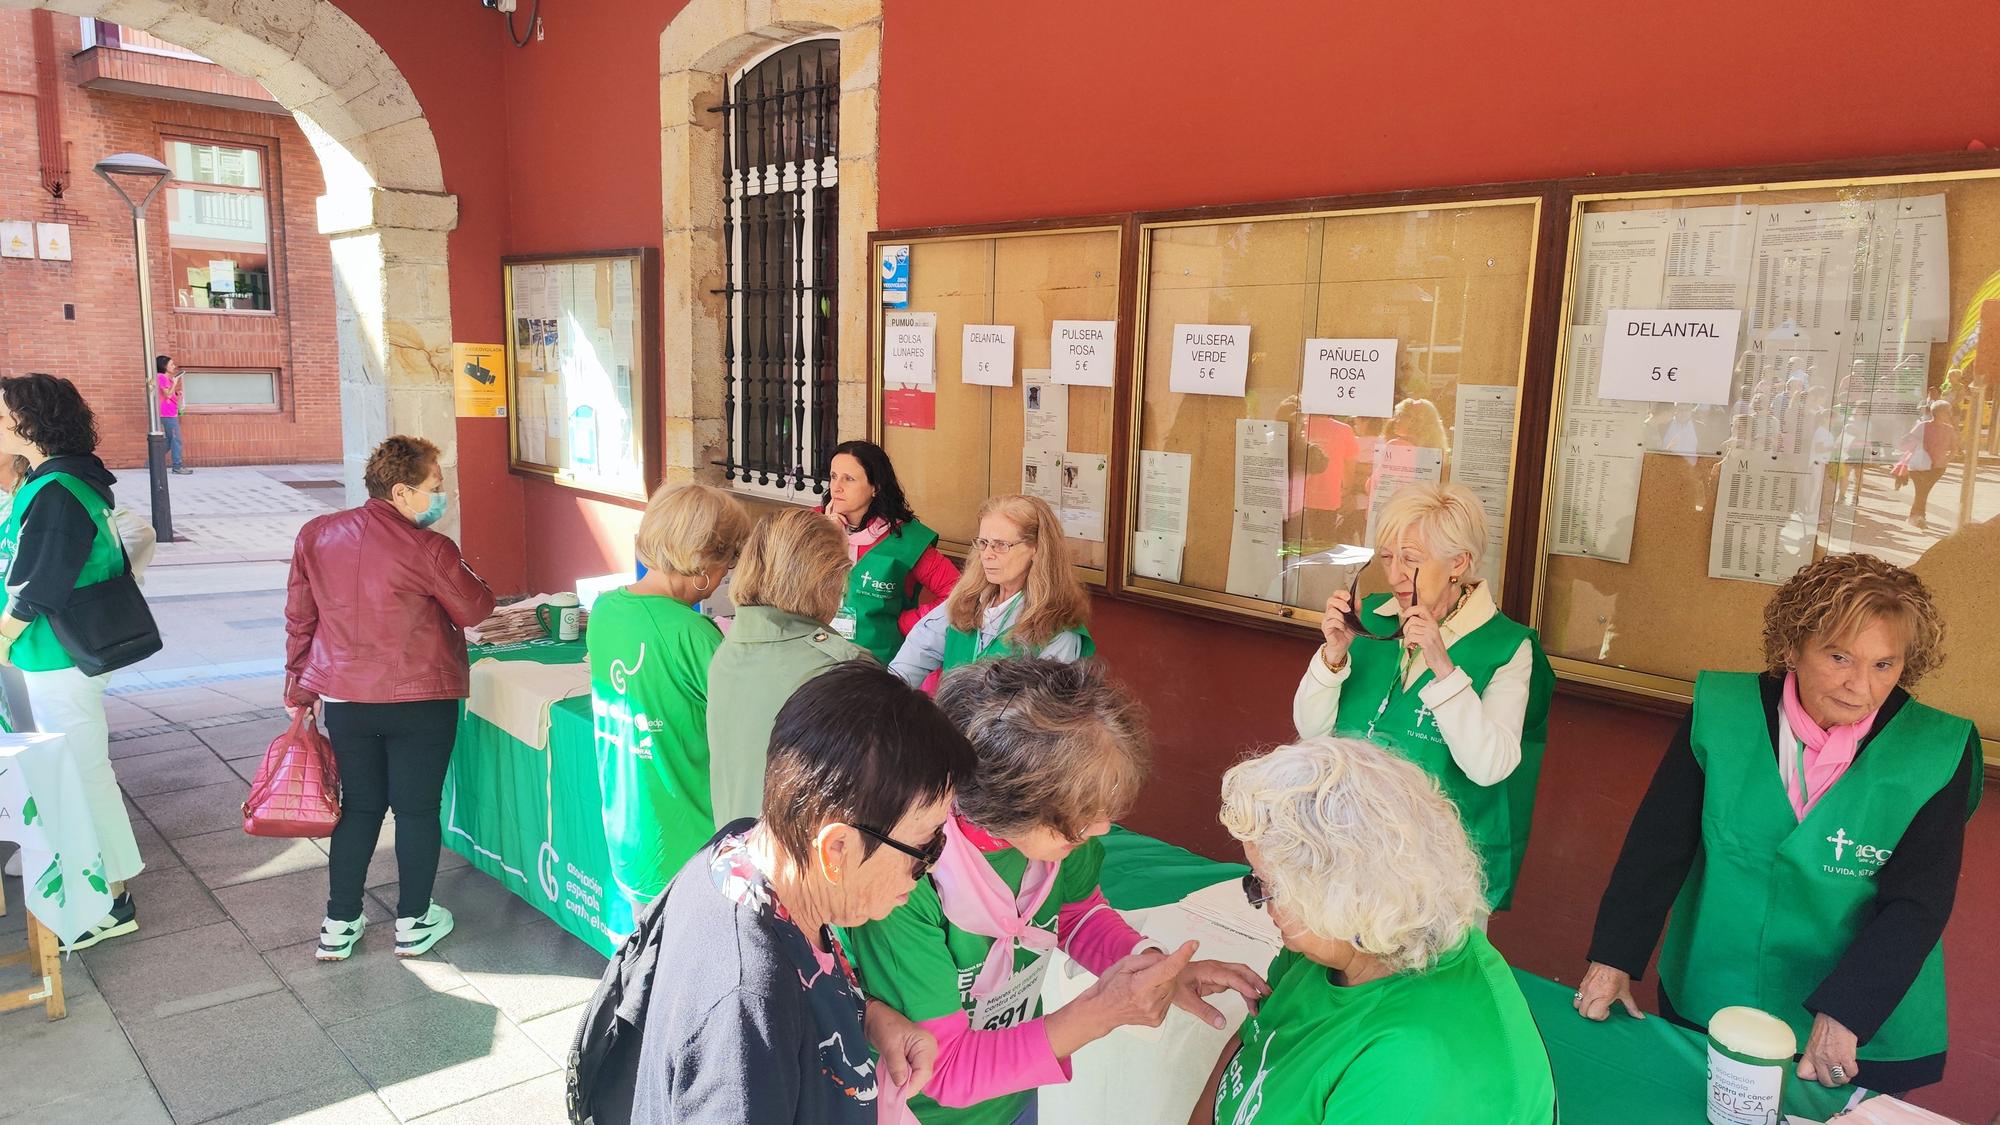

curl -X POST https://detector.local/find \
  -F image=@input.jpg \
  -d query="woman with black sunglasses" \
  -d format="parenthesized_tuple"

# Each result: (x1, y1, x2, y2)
(1293, 482, 1554, 919)
(847, 658, 1267, 1125)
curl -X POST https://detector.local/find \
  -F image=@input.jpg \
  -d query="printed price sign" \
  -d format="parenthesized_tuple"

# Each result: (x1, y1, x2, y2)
(1598, 309, 1741, 405)
(1301, 338, 1397, 417)
(1168, 324, 1250, 398)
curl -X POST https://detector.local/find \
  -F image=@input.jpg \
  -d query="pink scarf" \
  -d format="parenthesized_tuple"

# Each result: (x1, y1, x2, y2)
(928, 814, 1059, 999)
(841, 515, 889, 563)
(1778, 671, 1878, 820)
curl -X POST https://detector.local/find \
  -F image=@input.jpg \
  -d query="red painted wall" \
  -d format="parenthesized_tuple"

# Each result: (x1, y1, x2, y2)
(314, 0, 2000, 1112)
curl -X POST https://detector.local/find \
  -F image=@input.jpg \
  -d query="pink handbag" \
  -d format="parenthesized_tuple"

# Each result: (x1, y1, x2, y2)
(241, 710, 342, 838)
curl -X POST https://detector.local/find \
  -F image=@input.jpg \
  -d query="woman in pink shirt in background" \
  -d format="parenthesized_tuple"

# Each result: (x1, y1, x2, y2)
(846, 658, 1268, 1125)
(154, 355, 189, 475)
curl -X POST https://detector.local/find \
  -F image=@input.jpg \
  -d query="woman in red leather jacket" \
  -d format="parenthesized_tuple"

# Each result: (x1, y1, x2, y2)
(284, 436, 496, 962)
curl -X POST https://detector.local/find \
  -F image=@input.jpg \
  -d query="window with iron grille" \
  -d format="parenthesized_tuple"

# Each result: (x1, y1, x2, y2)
(716, 38, 839, 498)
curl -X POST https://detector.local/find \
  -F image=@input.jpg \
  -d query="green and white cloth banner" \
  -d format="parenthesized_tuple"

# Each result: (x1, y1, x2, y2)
(0, 732, 114, 942)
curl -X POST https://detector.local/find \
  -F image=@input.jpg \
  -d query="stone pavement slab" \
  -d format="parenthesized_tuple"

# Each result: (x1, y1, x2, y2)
(517, 1003, 586, 1061)
(122, 989, 362, 1123)
(117, 862, 228, 942)
(270, 935, 469, 1027)
(213, 866, 391, 953)
(113, 743, 239, 797)
(329, 986, 560, 1122)
(134, 780, 248, 839)
(83, 920, 283, 1025)
(175, 824, 331, 889)
(120, 686, 266, 726)
(197, 1075, 399, 1125)
(198, 714, 292, 760)
(0, 983, 169, 1125)
(109, 727, 207, 760)
(409, 1072, 569, 1125)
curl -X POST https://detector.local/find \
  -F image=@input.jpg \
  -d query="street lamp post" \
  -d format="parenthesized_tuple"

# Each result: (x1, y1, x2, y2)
(93, 152, 174, 543)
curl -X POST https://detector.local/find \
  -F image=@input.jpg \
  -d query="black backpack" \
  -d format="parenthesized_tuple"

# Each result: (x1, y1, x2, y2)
(566, 876, 675, 1125)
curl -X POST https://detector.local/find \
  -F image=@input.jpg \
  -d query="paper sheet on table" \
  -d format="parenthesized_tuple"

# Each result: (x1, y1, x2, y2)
(1038, 887, 1281, 1125)
(1708, 451, 1825, 585)
(1856, 193, 1949, 341)
(1748, 202, 1864, 338)
(1138, 450, 1192, 535)
(1550, 327, 1646, 562)
(1451, 386, 1517, 589)
(1130, 530, 1185, 583)
(1234, 419, 1288, 513)
(1363, 444, 1444, 549)
(1574, 208, 1669, 323)
(1023, 368, 1069, 457)
(1059, 453, 1108, 542)
(1225, 508, 1284, 599)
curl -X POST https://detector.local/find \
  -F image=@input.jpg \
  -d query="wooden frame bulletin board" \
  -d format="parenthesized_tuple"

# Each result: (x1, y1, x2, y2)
(1529, 154, 2000, 759)
(502, 248, 661, 504)
(867, 220, 1130, 586)
(1118, 187, 1557, 633)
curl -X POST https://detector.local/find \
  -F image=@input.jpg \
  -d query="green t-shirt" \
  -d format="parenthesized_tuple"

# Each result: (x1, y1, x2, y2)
(587, 587, 722, 905)
(1213, 931, 1554, 1125)
(846, 836, 1109, 1125)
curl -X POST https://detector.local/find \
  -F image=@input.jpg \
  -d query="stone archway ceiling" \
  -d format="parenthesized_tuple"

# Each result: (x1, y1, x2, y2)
(10, 0, 465, 526)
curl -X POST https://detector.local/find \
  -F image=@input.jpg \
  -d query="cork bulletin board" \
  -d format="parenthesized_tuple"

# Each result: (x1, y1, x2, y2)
(868, 223, 1125, 584)
(1533, 167, 2000, 754)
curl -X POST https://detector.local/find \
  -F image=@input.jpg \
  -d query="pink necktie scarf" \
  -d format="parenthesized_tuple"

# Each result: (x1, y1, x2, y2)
(927, 814, 1059, 999)
(1778, 670, 1878, 820)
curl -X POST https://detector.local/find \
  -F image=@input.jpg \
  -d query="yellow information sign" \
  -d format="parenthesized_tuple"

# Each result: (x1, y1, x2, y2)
(452, 342, 508, 417)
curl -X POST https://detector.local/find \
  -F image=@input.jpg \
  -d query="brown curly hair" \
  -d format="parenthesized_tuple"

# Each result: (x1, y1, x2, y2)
(1763, 553, 1945, 687)
(363, 436, 441, 500)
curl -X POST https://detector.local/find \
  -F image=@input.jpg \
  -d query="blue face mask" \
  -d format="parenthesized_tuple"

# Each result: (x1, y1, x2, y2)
(414, 490, 449, 528)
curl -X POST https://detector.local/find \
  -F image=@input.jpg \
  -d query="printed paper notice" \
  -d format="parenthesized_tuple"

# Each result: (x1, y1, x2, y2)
(1170, 325, 1250, 398)
(1052, 321, 1117, 387)
(1858, 194, 1949, 340)
(1450, 386, 1517, 589)
(1748, 202, 1863, 338)
(885, 312, 936, 387)
(1234, 419, 1289, 513)
(1363, 444, 1445, 550)
(962, 325, 1015, 387)
(1574, 209, 1670, 324)
(1022, 450, 1061, 505)
(1131, 530, 1185, 584)
(517, 375, 549, 464)
(1023, 369, 1069, 458)
(1225, 508, 1285, 600)
(1301, 338, 1397, 418)
(1549, 327, 1646, 562)
(1058, 453, 1108, 542)
(1137, 450, 1193, 535)
(1708, 452, 1825, 585)
(452, 342, 508, 417)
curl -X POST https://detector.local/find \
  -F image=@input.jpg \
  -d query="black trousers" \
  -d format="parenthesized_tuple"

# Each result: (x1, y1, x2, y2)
(323, 699, 460, 921)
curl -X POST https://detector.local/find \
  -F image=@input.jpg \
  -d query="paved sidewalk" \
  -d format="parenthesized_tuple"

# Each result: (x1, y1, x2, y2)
(0, 466, 603, 1124)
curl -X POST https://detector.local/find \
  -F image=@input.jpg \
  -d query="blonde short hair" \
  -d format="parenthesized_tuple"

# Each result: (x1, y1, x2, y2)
(636, 482, 751, 577)
(1220, 737, 1484, 973)
(1373, 481, 1488, 570)
(731, 508, 851, 624)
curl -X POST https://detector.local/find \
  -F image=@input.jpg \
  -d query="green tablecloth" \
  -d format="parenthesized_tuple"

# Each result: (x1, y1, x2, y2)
(1092, 830, 1859, 1123)
(442, 640, 630, 956)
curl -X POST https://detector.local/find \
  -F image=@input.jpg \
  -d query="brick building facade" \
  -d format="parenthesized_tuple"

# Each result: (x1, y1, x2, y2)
(0, 11, 339, 468)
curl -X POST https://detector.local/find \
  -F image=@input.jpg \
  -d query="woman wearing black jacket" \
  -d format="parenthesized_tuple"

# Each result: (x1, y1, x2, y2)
(0, 373, 145, 950)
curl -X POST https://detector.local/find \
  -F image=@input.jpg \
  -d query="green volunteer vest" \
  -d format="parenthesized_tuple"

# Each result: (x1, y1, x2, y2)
(940, 599, 1096, 673)
(837, 519, 938, 664)
(1657, 671, 1975, 1062)
(1331, 593, 1553, 911)
(1, 472, 126, 673)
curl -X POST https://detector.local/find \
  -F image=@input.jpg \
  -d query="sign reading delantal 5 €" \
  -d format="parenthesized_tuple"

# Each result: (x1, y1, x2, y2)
(1598, 309, 1743, 405)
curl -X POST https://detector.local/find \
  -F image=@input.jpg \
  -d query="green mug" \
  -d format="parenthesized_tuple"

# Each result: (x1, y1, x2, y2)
(536, 594, 582, 641)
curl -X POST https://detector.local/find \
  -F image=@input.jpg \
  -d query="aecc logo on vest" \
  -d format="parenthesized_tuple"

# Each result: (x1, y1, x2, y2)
(860, 575, 899, 596)
(1823, 828, 1892, 879)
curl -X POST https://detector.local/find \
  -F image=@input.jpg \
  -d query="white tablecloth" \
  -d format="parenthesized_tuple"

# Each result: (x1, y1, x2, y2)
(467, 657, 590, 749)
(0, 731, 115, 941)
(1038, 880, 1284, 1125)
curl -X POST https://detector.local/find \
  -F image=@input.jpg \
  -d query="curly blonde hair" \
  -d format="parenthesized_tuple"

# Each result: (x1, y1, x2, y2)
(1763, 553, 1945, 687)
(1220, 737, 1484, 974)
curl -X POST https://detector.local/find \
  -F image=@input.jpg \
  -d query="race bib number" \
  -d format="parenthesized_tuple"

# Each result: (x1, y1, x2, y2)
(968, 952, 1050, 1031)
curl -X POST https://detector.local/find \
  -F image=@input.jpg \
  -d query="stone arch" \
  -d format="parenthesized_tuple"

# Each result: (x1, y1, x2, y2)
(658, 0, 882, 486)
(6, 0, 461, 520)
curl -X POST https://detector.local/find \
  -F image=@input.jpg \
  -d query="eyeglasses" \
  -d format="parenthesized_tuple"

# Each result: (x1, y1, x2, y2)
(1241, 872, 1274, 910)
(1340, 560, 1419, 641)
(852, 822, 948, 879)
(971, 537, 1029, 556)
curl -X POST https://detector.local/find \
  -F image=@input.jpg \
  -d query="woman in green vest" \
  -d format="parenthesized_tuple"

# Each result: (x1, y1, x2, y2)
(889, 494, 1093, 687)
(1579, 553, 1980, 1107)
(1191, 736, 1556, 1124)
(823, 440, 959, 664)
(1294, 481, 1553, 915)
(0, 374, 146, 950)
(589, 482, 750, 910)
(848, 658, 1266, 1125)
(706, 506, 869, 827)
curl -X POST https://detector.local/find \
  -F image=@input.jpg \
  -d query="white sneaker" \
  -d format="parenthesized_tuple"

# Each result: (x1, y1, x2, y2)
(316, 915, 365, 961)
(394, 902, 453, 958)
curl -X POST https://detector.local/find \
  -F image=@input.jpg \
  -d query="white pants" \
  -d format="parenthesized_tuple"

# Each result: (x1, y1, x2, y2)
(21, 665, 142, 884)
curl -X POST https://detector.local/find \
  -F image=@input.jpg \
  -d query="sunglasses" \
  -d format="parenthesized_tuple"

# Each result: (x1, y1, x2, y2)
(853, 822, 948, 879)
(1340, 560, 1419, 641)
(1241, 872, 1274, 910)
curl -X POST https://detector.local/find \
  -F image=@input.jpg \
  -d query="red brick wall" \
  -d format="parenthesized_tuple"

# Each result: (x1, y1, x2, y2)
(0, 12, 340, 468)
